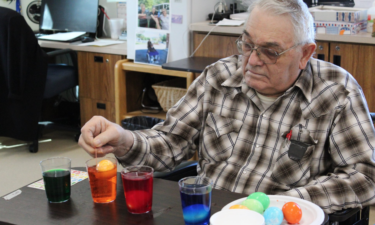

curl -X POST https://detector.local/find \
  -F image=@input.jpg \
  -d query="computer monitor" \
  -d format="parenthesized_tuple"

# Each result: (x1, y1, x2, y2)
(39, 0, 99, 34)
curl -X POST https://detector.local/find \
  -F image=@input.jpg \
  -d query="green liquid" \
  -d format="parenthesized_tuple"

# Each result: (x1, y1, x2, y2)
(42, 169, 70, 203)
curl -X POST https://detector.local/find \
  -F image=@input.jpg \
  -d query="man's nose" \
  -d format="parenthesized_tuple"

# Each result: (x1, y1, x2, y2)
(247, 49, 264, 66)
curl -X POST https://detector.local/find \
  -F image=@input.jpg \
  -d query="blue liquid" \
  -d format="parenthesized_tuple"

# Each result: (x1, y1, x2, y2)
(180, 186, 211, 225)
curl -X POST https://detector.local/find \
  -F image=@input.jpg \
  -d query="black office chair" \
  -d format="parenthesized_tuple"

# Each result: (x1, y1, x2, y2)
(0, 7, 79, 153)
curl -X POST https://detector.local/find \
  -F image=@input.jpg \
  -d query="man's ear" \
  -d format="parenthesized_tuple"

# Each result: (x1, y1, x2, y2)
(299, 43, 316, 70)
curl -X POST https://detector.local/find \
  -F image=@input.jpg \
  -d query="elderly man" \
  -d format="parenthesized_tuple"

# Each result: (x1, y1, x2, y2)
(79, 0, 375, 214)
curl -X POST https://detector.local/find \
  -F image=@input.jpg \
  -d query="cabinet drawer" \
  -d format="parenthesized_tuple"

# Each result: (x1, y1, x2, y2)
(314, 41, 329, 61)
(193, 32, 239, 58)
(78, 52, 121, 102)
(80, 97, 115, 125)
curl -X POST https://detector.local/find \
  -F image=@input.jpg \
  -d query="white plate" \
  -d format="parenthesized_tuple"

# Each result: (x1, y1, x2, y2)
(210, 209, 265, 225)
(221, 195, 324, 225)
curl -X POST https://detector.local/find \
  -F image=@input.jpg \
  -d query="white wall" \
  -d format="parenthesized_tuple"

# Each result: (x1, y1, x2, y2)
(0, 0, 39, 30)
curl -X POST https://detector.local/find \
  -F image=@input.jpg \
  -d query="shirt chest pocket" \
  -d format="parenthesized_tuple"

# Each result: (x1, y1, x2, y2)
(271, 125, 317, 187)
(202, 112, 243, 162)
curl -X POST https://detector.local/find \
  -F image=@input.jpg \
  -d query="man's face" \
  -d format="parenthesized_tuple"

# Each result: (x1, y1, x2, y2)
(141, 5, 145, 11)
(162, 9, 167, 16)
(152, 8, 155, 13)
(242, 7, 305, 98)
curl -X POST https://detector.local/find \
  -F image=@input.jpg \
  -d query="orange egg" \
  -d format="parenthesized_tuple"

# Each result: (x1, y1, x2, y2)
(229, 204, 249, 210)
(96, 159, 115, 172)
(282, 202, 302, 224)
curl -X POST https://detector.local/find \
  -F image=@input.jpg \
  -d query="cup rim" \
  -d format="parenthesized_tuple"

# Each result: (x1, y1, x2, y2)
(40, 157, 71, 166)
(85, 156, 117, 165)
(178, 176, 213, 188)
(121, 165, 154, 174)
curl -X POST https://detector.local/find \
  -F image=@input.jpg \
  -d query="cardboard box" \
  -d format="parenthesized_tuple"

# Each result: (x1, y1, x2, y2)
(310, 6, 367, 23)
(314, 21, 367, 35)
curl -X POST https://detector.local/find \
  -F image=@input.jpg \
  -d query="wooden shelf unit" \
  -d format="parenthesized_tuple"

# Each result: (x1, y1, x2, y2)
(114, 60, 195, 124)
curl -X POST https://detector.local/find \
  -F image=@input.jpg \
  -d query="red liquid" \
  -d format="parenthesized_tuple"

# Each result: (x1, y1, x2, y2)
(87, 165, 117, 203)
(121, 172, 153, 214)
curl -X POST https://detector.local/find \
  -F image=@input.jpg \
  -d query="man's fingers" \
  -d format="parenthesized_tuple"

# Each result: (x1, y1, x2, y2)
(97, 145, 115, 156)
(78, 135, 97, 157)
(92, 126, 119, 148)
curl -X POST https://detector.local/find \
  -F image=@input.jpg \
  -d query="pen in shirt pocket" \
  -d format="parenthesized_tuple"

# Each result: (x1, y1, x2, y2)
(283, 129, 292, 149)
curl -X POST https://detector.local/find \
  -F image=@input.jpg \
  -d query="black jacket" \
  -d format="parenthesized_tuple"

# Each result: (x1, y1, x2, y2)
(0, 7, 48, 141)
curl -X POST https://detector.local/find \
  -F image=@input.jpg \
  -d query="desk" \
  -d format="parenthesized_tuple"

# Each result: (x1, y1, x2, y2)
(38, 40, 127, 55)
(0, 168, 304, 225)
(38, 40, 127, 125)
(162, 57, 220, 73)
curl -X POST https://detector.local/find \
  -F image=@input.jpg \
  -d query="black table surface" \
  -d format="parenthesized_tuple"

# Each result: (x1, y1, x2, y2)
(162, 57, 221, 73)
(0, 167, 329, 225)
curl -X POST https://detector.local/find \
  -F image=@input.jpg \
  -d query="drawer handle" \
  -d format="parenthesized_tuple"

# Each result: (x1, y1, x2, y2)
(317, 54, 325, 61)
(96, 103, 106, 110)
(94, 56, 103, 63)
(333, 55, 341, 67)
(335, 46, 340, 51)
(318, 45, 323, 50)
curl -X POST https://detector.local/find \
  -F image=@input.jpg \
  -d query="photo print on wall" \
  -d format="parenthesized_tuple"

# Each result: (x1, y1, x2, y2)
(135, 0, 170, 66)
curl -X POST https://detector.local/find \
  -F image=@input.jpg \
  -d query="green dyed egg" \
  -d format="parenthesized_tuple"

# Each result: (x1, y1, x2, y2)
(247, 192, 270, 210)
(240, 199, 264, 214)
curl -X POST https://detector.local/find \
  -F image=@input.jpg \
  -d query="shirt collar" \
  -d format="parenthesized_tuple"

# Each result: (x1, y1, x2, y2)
(220, 57, 314, 102)
(221, 56, 244, 88)
(289, 60, 313, 103)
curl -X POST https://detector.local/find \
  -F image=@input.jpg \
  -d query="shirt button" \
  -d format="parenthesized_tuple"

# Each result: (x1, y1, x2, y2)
(256, 145, 260, 148)
(243, 171, 247, 174)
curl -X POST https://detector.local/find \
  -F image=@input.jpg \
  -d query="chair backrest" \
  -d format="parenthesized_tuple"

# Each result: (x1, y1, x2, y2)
(0, 7, 48, 141)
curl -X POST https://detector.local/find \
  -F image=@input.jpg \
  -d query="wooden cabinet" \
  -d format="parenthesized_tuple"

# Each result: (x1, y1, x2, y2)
(78, 52, 123, 124)
(114, 60, 194, 124)
(193, 32, 239, 58)
(314, 41, 330, 61)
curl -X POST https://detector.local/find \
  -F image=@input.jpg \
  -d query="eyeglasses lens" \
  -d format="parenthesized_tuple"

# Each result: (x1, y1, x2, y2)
(237, 40, 278, 64)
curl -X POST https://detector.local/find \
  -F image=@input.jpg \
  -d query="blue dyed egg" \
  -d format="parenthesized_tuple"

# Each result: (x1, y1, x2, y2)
(263, 207, 284, 225)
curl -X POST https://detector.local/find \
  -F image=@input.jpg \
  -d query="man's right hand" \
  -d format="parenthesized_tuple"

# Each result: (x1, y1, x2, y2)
(78, 116, 134, 158)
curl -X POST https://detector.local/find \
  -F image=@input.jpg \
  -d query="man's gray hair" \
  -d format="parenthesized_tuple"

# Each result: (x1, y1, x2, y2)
(244, 0, 315, 45)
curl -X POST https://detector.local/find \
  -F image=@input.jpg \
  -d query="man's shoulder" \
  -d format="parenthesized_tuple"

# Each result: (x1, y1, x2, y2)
(205, 55, 241, 72)
(309, 58, 361, 94)
(198, 55, 242, 90)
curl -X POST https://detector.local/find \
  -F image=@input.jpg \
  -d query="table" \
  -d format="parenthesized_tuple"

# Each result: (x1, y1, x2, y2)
(0, 168, 329, 225)
(38, 39, 127, 55)
(0, 168, 240, 224)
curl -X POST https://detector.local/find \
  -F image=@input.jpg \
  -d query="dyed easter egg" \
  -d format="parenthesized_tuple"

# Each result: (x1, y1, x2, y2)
(241, 199, 264, 214)
(229, 204, 249, 210)
(282, 202, 302, 224)
(263, 207, 284, 225)
(96, 159, 114, 172)
(247, 192, 270, 210)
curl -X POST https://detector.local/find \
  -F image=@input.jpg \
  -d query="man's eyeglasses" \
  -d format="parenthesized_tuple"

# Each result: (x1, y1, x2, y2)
(235, 34, 299, 64)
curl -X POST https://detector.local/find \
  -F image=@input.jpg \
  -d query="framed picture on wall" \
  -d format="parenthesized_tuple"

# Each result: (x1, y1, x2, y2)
(134, 29, 170, 66)
(137, 0, 170, 31)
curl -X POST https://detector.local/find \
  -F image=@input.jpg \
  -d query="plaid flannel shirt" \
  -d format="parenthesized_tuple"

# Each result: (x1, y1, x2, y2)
(117, 55, 375, 213)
